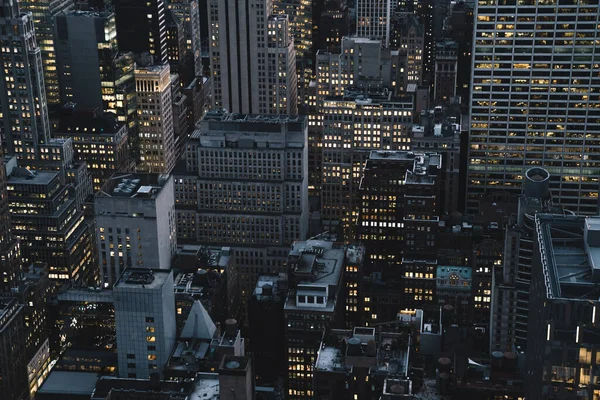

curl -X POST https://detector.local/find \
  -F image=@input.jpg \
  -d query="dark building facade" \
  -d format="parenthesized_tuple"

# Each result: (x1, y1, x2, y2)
(113, 0, 168, 64)
(0, 298, 28, 400)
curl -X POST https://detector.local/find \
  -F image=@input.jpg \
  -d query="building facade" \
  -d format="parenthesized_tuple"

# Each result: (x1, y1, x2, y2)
(95, 173, 176, 288)
(468, 1, 600, 214)
(208, 0, 298, 115)
(114, 269, 176, 379)
(0, 0, 50, 161)
(135, 64, 177, 174)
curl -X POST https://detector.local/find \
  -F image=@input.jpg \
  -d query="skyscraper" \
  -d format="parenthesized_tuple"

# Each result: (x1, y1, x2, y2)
(113, 0, 168, 64)
(208, 0, 298, 115)
(114, 268, 176, 379)
(135, 64, 177, 173)
(0, 0, 50, 160)
(0, 298, 28, 400)
(19, 0, 74, 106)
(54, 10, 118, 109)
(356, 0, 391, 47)
(167, 0, 202, 76)
(467, 1, 600, 214)
(0, 156, 20, 292)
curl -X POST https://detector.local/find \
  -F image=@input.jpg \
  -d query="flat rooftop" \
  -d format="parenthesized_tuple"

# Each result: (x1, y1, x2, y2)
(7, 168, 57, 186)
(38, 371, 99, 396)
(188, 373, 219, 400)
(114, 269, 171, 290)
(98, 173, 170, 199)
(536, 214, 600, 300)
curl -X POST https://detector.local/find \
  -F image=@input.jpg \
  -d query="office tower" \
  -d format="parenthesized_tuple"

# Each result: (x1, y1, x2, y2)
(0, 0, 50, 161)
(0, 298, 28, 400)
(183, 76, 210, 129)
(167, 0, 202, 76)
(0, 155, 21, 292)
(434, 40, 457, 105)
(208, 0, 298, 115)
(415, 0, 434, 83)
(52, 287, 115, 355)
(526, 214, 600, 400)
(356, 0, 391, 47)
(342, 245, 365, 327)
(114, 269, 176, 379)
(411, 106, 463, 214)
(95, 173, 176, 288)
(468, 1, 600, 215)
(248, 274, 286, 386)
(19, 0, 73, 107)
(491, 168, 560, 353)
(113, 0, 167, 64)
(135, 64, 177, 173)
(273, 0, 312, 105)
(390, 13, 425, 86)
(357, 151, 441, 324)
(6, 159, 96, 286)
(284, 240, 345, 400)
(54, 107, 132, 191)
(166, 10, 186, 75)
(55, 11, 117, 109)
(54, 11, 138, 139)
(28, 138, 95, 210)
(443, 0, 473, 104)
(314, 0, 349, 52)
(14, 264, 51, 398)
(320, 93, 413, 238)
(173, 112, 308, 325)
(170, 74, 190, 154)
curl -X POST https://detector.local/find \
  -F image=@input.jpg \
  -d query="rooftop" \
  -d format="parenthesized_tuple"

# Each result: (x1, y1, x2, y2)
(364, 151, 442, 186)
(114, 269, 172, 290)
(536, 214, 600, 300)
(38, 371, 99, 396)
(203, 110, 305, 126)
(55, 109, 124, 136)
(98, 173, 170, 199)
(7, 168, 57, 186)
(188, 373, 219, 400)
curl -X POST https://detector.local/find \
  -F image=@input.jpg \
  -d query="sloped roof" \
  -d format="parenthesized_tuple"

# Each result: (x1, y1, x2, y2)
(181, 300, 217, 340)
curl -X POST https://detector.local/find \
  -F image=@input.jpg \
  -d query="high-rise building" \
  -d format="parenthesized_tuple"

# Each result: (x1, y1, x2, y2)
(320, 93, 413, 237)
(113, 0, 168, 64)
(0, 298, 28, 400)
(357, 151, 441, 323)
(208, 0, 298, 115)
(284, 240, 346, 400)
(433, 40, 457, 105)
(95, 173, 176, 288)
(526, 214, 600, 400)
(411, 105, 463, 214)
(247, 273, 286, 386)
(166, 9, 186, 75)
(19, 0, 74, 106)
(390, 13, 425, 86)
(114, 268, 176, 379)
(443, 0, 473, 105)
(356, 0, 391, 47)
(314, 0, 349, 52)
(174, 111, 308, 325)
(135, 64, 177, 173)
(0, 0, 50, 160)
(491, 167, 561, 353)
(55, 11, 118, 109)
(467, 1, 600, 215)
(6, 158, 96, 287)
(13, 263, 51, 398)
(166, 0, 202, 76)
(53, 107, 132, 191)
(273, 0, 312, 105)
(0, 155, 21, 292)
